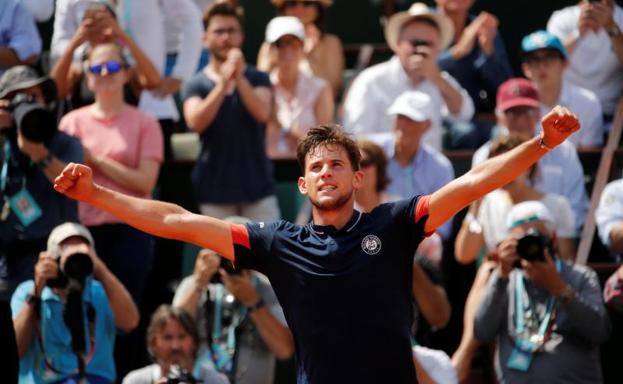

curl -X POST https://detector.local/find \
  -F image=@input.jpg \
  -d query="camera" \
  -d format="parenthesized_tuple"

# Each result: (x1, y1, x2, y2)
(515, 228, 552, 263)
(47, 250, 94, 289)
(167, 365, 199, 384)
(1, 93, 57, 144)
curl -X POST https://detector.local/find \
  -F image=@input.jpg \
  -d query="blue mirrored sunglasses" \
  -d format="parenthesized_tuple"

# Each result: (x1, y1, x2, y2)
(88, 60, 123, 75)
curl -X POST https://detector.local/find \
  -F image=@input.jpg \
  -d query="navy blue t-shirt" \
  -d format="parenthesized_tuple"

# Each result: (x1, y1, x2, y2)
(181, 67, 275, 204)
(232, 195, 431, 384)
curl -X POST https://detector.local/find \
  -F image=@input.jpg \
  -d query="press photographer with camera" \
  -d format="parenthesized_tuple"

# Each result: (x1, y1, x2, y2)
(0, 66, 84, 298)
(473, 201, 611, 383)
(123, 305, 229, 384)
(11, 222, 139, 383)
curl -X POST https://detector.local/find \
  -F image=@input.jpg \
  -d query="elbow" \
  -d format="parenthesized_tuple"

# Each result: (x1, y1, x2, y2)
(255, 109, 271, 124)
(118, 309, 140, 333)
(274, 337, 295, 360)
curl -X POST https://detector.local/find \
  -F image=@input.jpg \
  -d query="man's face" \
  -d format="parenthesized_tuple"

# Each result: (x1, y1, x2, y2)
(522, 49, 566, 87)
(497, 106, 540, 139)
(151, 318, 196, 371)
(298, 144, 363, 212)
(394, 115, 431, 146)
(395, 20, 441, 66)
(203, 15, 243, 62)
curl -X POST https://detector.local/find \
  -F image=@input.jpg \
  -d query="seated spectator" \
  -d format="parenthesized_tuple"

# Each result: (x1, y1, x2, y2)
(11, 222, 139, 383)
(596, 177, 623, 261)
(547, 0, 623, 125)
(123, 305, 229, 384)
(50, 4, 161, 110)
(521, 30, 604, 147)
(258, 0, 344, 96)
(0, 66, 83, 298)
(343, 3, 474, 151)
(474, 201, 611, 383)
(370, 91, 455, 239)
(173, 225, 293, 384)
(472, 78, 588, 234)
(435, 0, 512, 149)
(265, 16, 334, 159)
(58, 42, 163, 305)
(183, 2, 279, 221)
(0, 0, 41, 75)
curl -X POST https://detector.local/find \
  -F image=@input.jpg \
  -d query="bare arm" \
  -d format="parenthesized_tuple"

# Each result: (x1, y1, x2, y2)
(249, 308, 295, 359)
(454, 204, 486, 264)
(93, 258, 139, 332)
(425, 106, 580, 234)
(183, 84, 229, 134)
(54, 163, 236, 260)
(236, 78, 272, 124)
(0, 48, 37, 69)
(119, 31, 161, 90)
(412, 262, 451, 329)
(430, 72, 464, 116)
(89, 156, 160, 195)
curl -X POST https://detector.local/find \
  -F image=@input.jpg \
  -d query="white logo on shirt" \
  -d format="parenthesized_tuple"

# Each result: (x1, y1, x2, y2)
(361, 235, 382, 255)
(259, 222, 265, 228)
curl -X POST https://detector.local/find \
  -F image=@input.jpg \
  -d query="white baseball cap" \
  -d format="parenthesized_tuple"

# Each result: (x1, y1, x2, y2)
(506, 201, 555, 232)
(387, 91, 434, 122)
(47, 222, 94, 258)
(265, 16, 306, 44)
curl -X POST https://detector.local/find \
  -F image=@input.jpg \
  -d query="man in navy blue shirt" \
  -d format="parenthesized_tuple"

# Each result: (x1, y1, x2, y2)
(54, 106, 580, 383)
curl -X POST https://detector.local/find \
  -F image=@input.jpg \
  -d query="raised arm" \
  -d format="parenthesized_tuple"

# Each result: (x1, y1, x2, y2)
(53, 163, 236, 260)
(425, 106, 580, 234)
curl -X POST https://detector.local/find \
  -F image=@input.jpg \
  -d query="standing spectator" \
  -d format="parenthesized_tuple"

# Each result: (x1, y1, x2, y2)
(547, 0, 623, 125)
(343, 2, 474, 151)
(123, 305, 229, 384)
(258, 0, 344, 97)
(435, 0, 512, 148)
(18, 0, 54, 23)
(596, 177, 623, 261)
(521, 30, 604, 147)
(0, 0, 42, 75)
(472, 78, 588, 234)
(11, 222, 139, 384)
(265, 16, 334, 158)
(173, 224, 293, 384)
(182, 2, 279, 222)
(0, 66, 83, 297)
(474, 201, 610, 383)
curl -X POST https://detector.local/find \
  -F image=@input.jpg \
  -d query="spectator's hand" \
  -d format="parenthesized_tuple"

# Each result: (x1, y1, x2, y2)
(152, 77, 182, 98)
(406, 45, 441, 83)
(588, 0, 616, 29)
(540, 105, 580, 148)
(521, 249, 568, 296)
(193, 250, 220, 288)
(34, 251, 58, 295)
(477, 12, 499, 56)
(497, 237, 519, 279)
(0, 100, 12, 129)
(17, 132, 48, 162)
(227, 48, 246, 80)
(54, 163, 97, 202)
(96, 11, 119, 43)
(579, 1, 601, 35)
(451, 14, 482, 59)
(304, 24, 321, 54)
(73, 18, 94, 47)
(219, 269, 260, 306)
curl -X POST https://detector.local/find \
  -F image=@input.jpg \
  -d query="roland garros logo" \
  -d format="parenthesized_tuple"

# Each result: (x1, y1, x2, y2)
(361, 235, 382, 255)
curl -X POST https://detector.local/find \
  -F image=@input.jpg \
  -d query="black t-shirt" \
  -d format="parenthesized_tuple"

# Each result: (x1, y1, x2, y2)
(181, 67, 274, 204)
(233, 195, 430, 384)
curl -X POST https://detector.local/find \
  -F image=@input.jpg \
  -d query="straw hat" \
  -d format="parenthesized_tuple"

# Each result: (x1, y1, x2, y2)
(384, 3, 454, 51)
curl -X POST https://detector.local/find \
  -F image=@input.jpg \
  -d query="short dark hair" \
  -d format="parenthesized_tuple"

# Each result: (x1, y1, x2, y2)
(203, 2, 244, 30)
(147, 305, 199, 359)
(358, 139, 390, 192)
(296, 124, 361, 173)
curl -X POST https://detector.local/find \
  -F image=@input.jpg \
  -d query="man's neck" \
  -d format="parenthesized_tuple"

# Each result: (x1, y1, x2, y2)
(355, 190, 381, 213)
(394, 142, 419, 167)
(536, 80, 562, 109)
(311, 200, 356, 230)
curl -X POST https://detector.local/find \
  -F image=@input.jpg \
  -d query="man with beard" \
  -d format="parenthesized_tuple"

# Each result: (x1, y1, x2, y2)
(54, 105, 580, 383)
(123, 305, 228, 384)
(181, 2, 279, 222)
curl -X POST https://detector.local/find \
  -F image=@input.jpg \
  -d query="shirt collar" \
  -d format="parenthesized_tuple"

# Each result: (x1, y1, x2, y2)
(310, 210, 362, 235)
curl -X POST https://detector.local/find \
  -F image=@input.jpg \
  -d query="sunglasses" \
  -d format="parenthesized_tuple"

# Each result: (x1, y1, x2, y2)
(284, 0, 317, 8)
(88, 60, 123, 75)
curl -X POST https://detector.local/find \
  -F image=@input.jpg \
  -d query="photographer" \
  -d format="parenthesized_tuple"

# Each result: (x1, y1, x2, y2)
(11, 222, 139, 383)
(172, 218, 293, 384)
(0, 66, 84, 298)
(474, 201, 611, 383)
(123, 305, 229, 384)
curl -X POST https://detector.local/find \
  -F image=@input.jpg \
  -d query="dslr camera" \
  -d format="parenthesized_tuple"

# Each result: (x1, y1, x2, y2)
(167, 365, 199, 384)
(1, 93, 57, 144)
(515, 228, 553, 263)
(47, 244, 94, 289)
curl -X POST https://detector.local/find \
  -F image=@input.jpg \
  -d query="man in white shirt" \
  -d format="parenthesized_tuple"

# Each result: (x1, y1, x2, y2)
(547, 0, 623, 123)
(521, 30, 604, 147)
(342, 2, 474, 151)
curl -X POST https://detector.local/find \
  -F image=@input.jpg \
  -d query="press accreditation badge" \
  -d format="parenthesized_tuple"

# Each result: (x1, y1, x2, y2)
(9, 189, 42, 226)
(507, 346, 533, 371)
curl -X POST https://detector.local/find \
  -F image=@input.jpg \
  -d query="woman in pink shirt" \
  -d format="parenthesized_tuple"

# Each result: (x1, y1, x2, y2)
(59, 42, 164, 304)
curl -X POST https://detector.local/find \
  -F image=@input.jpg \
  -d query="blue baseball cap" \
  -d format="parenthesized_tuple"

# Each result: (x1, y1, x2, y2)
(521, 30, 567, 58)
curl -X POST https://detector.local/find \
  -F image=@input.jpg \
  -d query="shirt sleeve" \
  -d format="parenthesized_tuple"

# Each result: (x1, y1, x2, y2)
(10, 280, 33, 319)
(342, 71, 381, 136)
(138, 112, 164, 163)
(232, 221, 281, 274)
(596, 181, 623, 249)
(249, 69, 272, 89)
(547, 8, 578, 41)
(7, 2, 42, 61)
(390, 194, 432, 239)
(439, 71, 474, 123)
(52, 133, 85, 165)
(181, 74, 210, 100)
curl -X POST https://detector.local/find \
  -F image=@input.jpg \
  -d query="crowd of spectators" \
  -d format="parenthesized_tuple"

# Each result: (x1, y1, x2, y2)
(1, 0, 623, 383)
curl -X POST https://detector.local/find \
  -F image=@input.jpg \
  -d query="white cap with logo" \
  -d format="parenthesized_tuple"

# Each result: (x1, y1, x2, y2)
(47, 222, 94, 258)
(387, 91, 434, 122)
(265, 16, 306, 44)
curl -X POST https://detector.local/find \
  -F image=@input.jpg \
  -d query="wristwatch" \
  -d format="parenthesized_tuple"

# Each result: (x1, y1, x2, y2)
(36, 152, 54, 169)
(607, 24, 621, 38)
(247, 298, 265, 313)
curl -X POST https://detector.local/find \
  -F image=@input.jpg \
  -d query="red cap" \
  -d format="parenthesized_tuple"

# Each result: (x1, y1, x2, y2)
(496, 78, 540, 112)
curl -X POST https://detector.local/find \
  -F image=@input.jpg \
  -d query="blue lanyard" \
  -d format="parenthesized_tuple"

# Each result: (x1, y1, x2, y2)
(1, 140, 10, 193)
(514, 258, 561, 351)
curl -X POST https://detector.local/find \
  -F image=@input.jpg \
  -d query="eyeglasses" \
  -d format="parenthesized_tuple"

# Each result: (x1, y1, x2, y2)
(284, 0, 317, 8)
(523, 52, 562, 66)
(504, 107, 539, 119)
(88, 60, 123, 75)
(211, 27, 241, 37)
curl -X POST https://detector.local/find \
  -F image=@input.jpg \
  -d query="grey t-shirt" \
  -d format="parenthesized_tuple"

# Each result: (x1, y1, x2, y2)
(122, 364, 229, 384)
(173, 273, 287, 384)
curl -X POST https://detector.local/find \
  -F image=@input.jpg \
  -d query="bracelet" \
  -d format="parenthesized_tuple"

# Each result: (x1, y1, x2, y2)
(538, 136, 553, 152)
